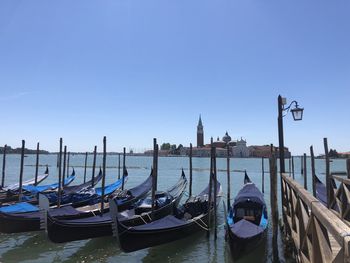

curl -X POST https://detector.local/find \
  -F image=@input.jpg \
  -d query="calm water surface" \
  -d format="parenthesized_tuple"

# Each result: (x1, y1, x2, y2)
(0, 154, 346, 263)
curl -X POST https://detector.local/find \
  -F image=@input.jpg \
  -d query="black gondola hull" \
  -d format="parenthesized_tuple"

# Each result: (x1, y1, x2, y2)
(0, 212, 40, 233)
(47, 192, 184, 243)
(118, 212, 210, 253)
(227, 225, 267, 260)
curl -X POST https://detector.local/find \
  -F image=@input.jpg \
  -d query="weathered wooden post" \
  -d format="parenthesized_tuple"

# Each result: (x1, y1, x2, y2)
(269, 151, 279, 262)
(34, 142, 40, 185)
(189, 143, 193, 197)
(324, 138, 331, 208)
(122, 147, 126, 191)
(289, 157, 292, 176)
(262, 157, 265, 193)
(101, 136, 107, 212)
(118, 153, 121, 179)
(83, 152, 88, 183)
(57, 138, 63, 208)
(212, 146, 218, 240)
(91, 146, 97, 188)
(1, 144, 7, 187)
(310, 146, 316, 197)
(347, 159, 350, 179)
(151, 139, 158, 216)
(56, 152, 59, 168)
(18, 140, 25, 201)
(227, 144, 231, 209)
(301, 155, 303, 175)
(67, 151, 70, 177)
(303, 153, 307, 190)
(207, 143, 213, 238)
(62, 146, 67, 184)
(291, 156, 295, 179)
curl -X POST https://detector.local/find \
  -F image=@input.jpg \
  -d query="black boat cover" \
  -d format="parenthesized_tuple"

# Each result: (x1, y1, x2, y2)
(128, 175, 152, 197)
(131, 215, 186, 230)
(230, 218, 264, 239)
(233, 183, 265, 207)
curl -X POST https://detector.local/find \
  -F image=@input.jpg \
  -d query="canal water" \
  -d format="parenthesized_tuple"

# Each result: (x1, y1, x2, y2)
(0, 154, 346, 263)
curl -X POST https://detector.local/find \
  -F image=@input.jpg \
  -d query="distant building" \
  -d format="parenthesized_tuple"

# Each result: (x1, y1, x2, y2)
(232, 138, 249, 157)
(248, 145, 290, 158)
(184, 116, 250, 157)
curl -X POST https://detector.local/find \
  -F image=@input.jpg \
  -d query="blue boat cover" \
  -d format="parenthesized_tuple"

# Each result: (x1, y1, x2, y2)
(0, 202, 39, 213)
(23, 175, 75, 194)
(230, 219, 264, 239)
(95, 177, 125, 196)
(233, 183, 265, 207)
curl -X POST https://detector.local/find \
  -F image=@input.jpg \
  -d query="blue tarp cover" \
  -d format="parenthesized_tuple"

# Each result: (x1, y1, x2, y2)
(0, 202, 39, 213)
(95, 177, 125, 196)
(23, 175, 75, 194)
(230, 219, 264, 239)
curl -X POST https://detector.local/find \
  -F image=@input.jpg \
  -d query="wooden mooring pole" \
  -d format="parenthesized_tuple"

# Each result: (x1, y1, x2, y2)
(303, 153, 307, 190)
(58, 138, 63, 208)
(118, 153, 121, 180)
(213, 146, 217, 240)
(35, 142, 40, 185)
(1, 144, 7, 187)
(18, 140, 25, 201)
(62, 146, 67, 184)
(301, 155, 303, 175)
(151, 139, 158, 217)
(83, 152, 88, 183)
(101, 136, 107, 213)
(324, 138, 331, 208)
(310, 146, 316, 197)
(262, 157, 265, 193)
(92, 146, 97, 188)
(289, 157, 292, 176)
(269, 153, 279, 262)
(189, 143, 193, 197)
(347, 159, 350, 179)
(207, 143, 213, 238)
(227, 145, 231, 209)
(122, 147, 126, 191)
(67, 151, 70, 177)
(291, 156, 295, 179)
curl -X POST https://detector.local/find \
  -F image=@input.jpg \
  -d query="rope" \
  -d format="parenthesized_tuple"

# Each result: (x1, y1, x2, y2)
(191, 216, 209, 231)
(146, 213, 152, 221)
(135, 214, 148, 224)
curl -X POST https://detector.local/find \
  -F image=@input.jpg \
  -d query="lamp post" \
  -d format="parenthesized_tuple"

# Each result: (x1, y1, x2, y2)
(277, 95, 304, 173)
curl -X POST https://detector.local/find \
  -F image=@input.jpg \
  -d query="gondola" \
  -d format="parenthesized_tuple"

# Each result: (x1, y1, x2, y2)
(0, 167, 49, 202)
(46, 171, 187, 243)
(109, 176, 222, 253)
(0, 169, 80, 207)
(1, 166, 49, 191)
(225, 172, 268, 260)
(0, 171, 126, 233)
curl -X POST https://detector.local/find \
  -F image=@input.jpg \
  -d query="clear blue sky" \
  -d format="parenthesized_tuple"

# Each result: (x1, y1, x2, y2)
(0, 0, 349, 155)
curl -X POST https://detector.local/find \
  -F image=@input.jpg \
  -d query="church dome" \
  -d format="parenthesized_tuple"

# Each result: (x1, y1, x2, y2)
(222, 132, 231, 143)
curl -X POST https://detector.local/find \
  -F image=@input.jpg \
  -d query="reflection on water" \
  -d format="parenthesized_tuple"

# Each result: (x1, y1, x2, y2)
(0, 154, 345, 262)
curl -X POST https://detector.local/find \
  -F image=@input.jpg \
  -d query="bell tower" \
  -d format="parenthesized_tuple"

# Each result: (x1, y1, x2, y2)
(197, 115, 204, 147)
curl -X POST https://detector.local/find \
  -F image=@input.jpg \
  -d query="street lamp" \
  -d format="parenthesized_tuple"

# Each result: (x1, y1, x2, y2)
(278, 95, 304, 173)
